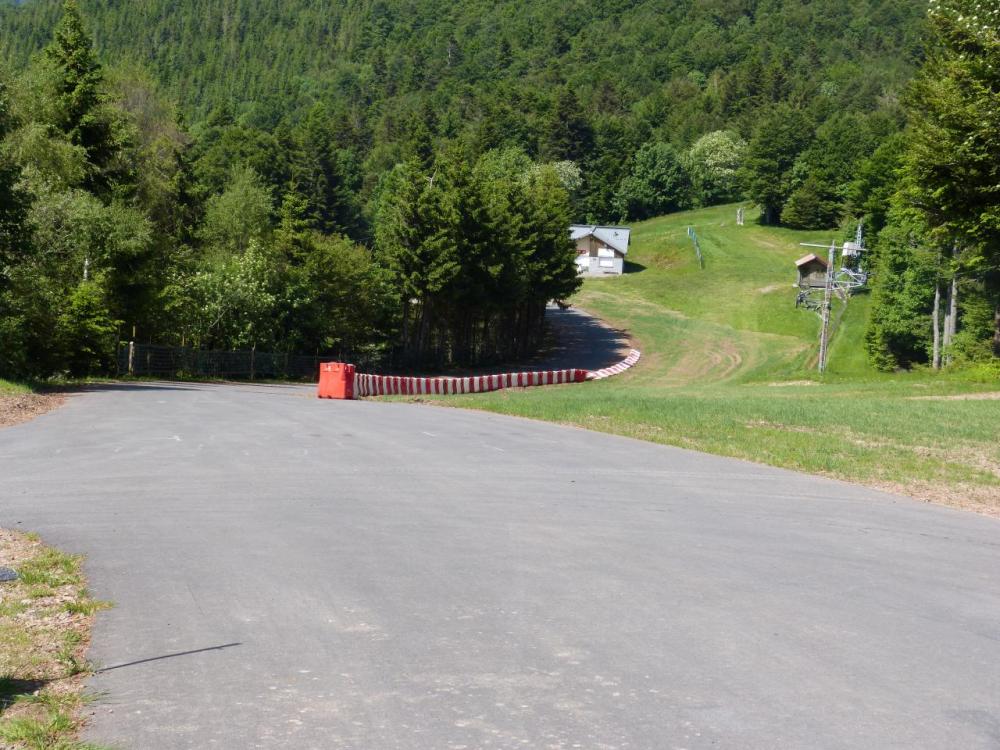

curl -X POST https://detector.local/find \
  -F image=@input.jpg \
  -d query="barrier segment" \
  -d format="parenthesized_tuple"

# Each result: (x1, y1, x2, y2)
(316, 348, 641, 400)
(586, 349, 641, 380)
(317, 362, 355, 399)
(352, 367, 588, 398)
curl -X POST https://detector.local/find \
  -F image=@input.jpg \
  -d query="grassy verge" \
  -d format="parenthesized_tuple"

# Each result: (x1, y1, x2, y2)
(0, 381, 33, 396)
(0, 530, 111, 750)
(420, 204, 1000, 516)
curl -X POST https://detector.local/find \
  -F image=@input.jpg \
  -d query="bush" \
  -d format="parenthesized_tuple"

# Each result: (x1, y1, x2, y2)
(613, 142, 691, 221)
(56, 281, 120, 376)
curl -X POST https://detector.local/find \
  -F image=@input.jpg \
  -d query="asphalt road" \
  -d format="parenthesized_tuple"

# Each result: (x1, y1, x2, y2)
(1, 383, 998, 749)
(536, 306, 630, 371)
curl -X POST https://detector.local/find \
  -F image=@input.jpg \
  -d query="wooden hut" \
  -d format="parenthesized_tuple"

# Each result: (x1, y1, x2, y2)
(795, 254, 828, 288)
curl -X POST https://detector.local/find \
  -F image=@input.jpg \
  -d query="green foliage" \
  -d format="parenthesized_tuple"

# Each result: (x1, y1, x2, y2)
(613, 142, 691, 222)
(868, 0, 1000, 368)
(0, 0, 924, 227)
(740, 104, 812, 225)
(865, 219, 937, 370)
(292, 233, 395, 356)
(286, 103, 363, 238)
(198, 166, 272, 256)
(847, 132, 906, 236)
(0, 0, 992, 377)
(781, 174, 842, 229)
(0, 81, 30, 277)
(950, 284, 999, 363)
(541, 87, 592, 163)
(168, 240, 279, 350)
(56, 280, 119, 376)
(375, 148, 579, 365)
(687, 130, 746, 207)
(40, 0, 124, 195)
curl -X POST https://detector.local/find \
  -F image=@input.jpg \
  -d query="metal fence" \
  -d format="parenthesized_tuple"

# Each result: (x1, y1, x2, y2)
(117, 342, 372, 381)
(687, 226, 705, 268)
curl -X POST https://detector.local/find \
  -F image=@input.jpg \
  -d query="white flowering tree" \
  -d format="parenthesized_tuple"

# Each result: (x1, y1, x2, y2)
(686, 130, 747, 207)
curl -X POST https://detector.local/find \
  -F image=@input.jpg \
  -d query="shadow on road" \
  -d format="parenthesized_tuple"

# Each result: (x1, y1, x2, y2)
(97, 642, 242, 672)
(76, 383, 203, 393)
(536, 307, 631, 371)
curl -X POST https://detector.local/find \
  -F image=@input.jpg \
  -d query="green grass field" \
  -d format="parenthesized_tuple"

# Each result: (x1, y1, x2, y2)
(431, 204, 1000, 515)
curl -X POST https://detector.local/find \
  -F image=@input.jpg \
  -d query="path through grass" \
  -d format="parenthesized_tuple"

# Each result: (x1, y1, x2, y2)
(428, 205, 1000, 515)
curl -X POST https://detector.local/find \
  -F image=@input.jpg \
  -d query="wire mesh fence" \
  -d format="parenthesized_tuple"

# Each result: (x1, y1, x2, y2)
(117, 342, 384, 381)
(687, 226, 705, 269)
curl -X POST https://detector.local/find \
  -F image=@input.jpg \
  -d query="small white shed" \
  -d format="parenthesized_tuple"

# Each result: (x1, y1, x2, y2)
(570, 225, 631, 276)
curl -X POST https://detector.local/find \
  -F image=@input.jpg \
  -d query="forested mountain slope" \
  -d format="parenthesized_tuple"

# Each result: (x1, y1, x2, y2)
(2, 0, 996, 380)
(2, 0, 924, 223)
(2, 0, 924, 126)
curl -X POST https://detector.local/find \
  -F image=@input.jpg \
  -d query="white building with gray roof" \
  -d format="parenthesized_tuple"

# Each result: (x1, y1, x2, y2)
(570, 225, 631, 276)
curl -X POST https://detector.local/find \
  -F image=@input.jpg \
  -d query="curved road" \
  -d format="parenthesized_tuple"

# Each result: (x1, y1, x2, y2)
(1, 383, 998, 749)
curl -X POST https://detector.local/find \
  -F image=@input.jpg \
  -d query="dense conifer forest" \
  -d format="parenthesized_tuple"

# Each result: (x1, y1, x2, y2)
(0, 0, 997, 375)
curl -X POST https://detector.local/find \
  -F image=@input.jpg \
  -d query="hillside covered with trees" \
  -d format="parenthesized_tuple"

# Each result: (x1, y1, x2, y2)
(0, 0, 997, 377)
(2, 0, 925, 226)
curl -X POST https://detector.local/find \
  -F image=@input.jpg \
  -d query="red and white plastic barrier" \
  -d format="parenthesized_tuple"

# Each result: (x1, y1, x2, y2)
(354, 368, 588, 397)
(586, 349, 641, 380)
(319, 349, 641, 399)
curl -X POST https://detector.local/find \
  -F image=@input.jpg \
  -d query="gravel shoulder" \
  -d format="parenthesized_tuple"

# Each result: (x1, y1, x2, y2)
(0, 393, 64, 429)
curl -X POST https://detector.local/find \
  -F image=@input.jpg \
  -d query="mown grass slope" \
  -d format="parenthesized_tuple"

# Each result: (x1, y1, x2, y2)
(434, 204, 1000, 515)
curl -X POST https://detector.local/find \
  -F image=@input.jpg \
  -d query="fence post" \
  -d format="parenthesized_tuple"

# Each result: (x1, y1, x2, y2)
(250, 344, 256, 381)
(128, 341, 135, 376)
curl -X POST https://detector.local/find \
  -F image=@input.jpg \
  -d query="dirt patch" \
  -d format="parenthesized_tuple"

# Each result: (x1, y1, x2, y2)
(756, 284, 786, 294)
(667, 336, 744, 384)
(907, 391, 1000, 401)
(0, 393, 64, 429)
(865, 480, 1000, 519)
(745, 419, 819, 434)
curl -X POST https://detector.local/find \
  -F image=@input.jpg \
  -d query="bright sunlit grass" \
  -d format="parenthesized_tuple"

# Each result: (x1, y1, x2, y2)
(431, 204, 1000, 515)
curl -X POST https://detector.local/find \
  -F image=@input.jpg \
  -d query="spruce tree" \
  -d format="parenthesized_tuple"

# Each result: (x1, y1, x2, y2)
(541, 87, 592, 163)
(44, 0, 117, 192)
(0, 76, 29, 277)
(740, 104, 812, 225)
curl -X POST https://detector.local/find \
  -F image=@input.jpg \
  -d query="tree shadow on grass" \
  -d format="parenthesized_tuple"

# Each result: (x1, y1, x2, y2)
(0, 677, 49, 711)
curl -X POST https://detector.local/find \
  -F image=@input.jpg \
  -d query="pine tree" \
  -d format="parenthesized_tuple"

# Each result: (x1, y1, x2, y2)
(740, 104, 812, 225)
(0, 76, 30, 276)
(287, 104, 363, 239)
(540, 87, 592, 163)
(44, 0, 119, 194)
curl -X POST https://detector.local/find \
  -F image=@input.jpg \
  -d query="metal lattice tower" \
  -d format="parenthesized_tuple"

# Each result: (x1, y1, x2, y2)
(797, 233, 870, 373)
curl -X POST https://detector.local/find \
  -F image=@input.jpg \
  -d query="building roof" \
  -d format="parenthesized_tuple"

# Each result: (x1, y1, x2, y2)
(795, 253, 828, 268)
(570, 225, 631, 255)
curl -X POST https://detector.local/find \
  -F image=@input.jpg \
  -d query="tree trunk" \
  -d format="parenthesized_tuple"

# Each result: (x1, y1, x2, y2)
(994, 303, 1000, 358)
(932, 281, 941, 370)
(943, 274, 958, 366)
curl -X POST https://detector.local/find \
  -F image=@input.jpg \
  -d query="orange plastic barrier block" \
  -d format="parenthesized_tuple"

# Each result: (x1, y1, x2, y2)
(317, 362, 355, 399)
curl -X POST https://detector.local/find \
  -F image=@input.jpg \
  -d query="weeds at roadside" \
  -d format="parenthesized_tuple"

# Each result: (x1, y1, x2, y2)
(0, 530, 113, 750)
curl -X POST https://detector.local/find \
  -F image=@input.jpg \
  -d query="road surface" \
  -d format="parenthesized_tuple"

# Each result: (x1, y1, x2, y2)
(1, 383, 998, 749)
